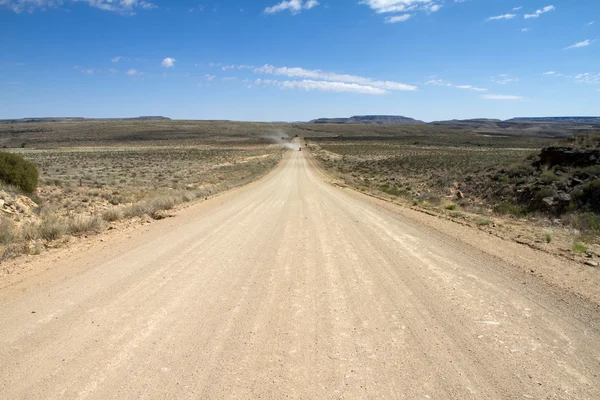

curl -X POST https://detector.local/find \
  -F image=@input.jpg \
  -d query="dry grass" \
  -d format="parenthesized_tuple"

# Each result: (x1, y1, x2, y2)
(68, 215, 103, 236)
(0, 120, 286, 263)
(0, 217, 16, 244)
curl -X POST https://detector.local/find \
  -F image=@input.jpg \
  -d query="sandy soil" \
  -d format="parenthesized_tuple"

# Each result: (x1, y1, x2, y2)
(0, 149, 599, 399)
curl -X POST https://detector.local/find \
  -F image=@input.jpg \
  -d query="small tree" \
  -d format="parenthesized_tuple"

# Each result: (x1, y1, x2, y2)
(0, 152, 39, 194)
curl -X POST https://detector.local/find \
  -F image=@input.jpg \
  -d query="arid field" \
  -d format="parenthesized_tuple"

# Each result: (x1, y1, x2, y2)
(0, 120, 287, 261)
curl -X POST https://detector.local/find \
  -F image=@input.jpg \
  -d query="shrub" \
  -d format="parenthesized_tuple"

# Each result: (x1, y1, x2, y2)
(530, 187, 556, 211)
(540, 170, 560, 185)
(446, 203, 457, 210)
(102, 208, 122, 222)
(572, 179, 600, 212)
(40, 215, 66, 241)
(150, 196, 179, 211)
(494, 201, 526, 217)
(123, 203, 147, 218)
(477, 218, 492, 226)
(68, 215, 103, 235)
(572, 241, 588, 254)
(562, 212, 600, 233)
(382, 186, 401, 197)
(0, 217, 16, 244)
(20, 221, 41, 240)
(0, 152, 39, 194)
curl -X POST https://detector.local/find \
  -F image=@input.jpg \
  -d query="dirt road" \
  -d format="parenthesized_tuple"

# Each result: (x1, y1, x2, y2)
(1, 150, 599, 399)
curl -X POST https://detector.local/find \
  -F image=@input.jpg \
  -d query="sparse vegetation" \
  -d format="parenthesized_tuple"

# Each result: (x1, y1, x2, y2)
(477, 218, 492, 226)
(0, 119, 284, 263)
(309, 130, 600, 259)
(572, 241, 588, 254)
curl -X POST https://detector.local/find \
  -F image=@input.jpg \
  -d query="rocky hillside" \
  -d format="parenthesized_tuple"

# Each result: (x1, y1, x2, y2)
(309, 115, 426, 125)
(463, 133, 600, 230)
(431, 117, 600, 138)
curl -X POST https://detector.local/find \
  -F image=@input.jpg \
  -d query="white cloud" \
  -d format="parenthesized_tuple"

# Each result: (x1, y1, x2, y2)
(360, 0, 443, 22)
(254, 64, 417, 91)
(161, 57, 176, 68)
(111, 56, 121, 63)
(264, 0, 319, 14)
(521, 28, 529, 32)
(487, 14, 516, 21)
(455, 85, 487, 92)
(482, 94, 524, 100)
(385, 14, 412, 23)
(204, 74, 215, 81)
(513, 6, 523, 11)
(543, 71, 558, 76)
(127, 68, 142, 76)
(73, 65, 94, 74)
(492, 74, 519, 85)
(1, 0, 157, 14)
(360, 0, 433, 14)
(589, 21, 595, 25)
(575, 73, 600, 85)
(426, 79, 453, 87)
(78, 0, 156, 14)
(426, 79, 487, 91)
(216, 64, 254, 70)
(305, 0, 318, 9)
(256, 79, 388, 95)
(566, 39, 592, 49)
(524, 5, 555, 19)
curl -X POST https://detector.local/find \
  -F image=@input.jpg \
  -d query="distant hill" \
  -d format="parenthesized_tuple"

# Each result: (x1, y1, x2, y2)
(309, 115, 426, 125)
(506, 117, 600, 124)
(0, 116, 171, 124)
(431, 116, 600, 138)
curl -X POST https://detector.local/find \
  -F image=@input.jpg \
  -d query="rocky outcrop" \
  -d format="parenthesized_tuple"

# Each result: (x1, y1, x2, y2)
(534, 147, 600, 168)
(0, 190, 38, 219)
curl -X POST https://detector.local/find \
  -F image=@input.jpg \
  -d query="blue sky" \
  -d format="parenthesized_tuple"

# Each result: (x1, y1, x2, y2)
(0, 0, 598, 122)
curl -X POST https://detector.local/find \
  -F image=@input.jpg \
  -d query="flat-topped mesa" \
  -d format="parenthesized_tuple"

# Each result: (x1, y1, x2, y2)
(309, 115, 426, 125)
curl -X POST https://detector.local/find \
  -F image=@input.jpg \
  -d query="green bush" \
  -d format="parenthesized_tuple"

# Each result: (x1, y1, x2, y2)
(572, 179, 600, 212)
(0, 152, 39, 194)
(573, 242, 588, 254)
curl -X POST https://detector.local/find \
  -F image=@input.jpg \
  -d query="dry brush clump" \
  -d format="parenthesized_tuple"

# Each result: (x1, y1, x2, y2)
(67, 215, 104, 236)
